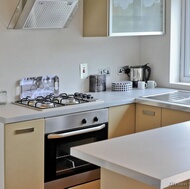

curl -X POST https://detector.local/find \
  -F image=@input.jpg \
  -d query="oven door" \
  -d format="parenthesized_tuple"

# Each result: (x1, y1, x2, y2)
(45, 123, 108, 183)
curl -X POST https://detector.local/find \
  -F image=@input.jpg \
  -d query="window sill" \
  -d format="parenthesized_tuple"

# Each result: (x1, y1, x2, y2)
(171, 81, 190, 86)
(169, 82, 190, 89)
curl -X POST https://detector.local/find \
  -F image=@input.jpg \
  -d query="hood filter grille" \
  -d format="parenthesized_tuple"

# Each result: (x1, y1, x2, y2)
(24, 0, 78, 29)
(8, 0, 79, 29)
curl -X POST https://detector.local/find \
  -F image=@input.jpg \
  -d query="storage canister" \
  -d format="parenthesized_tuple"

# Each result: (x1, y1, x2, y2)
(0, 91, 7, 104)
(89, 75, 106, 92)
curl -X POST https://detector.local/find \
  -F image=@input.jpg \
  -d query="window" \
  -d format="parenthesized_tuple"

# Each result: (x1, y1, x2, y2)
(180, 0, 190, 82)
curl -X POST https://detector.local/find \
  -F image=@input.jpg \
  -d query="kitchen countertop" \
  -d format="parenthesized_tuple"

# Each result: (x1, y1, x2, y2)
(71, 121, 190, 189)
(0, 88, 176, 123)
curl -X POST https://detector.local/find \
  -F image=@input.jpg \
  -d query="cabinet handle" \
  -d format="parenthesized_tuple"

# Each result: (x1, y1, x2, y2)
(142, 110, 155, 116)
(15, 127, 34, 134)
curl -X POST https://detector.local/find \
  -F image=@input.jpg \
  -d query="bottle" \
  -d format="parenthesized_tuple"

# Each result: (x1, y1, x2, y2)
(0, 91, 7, 105)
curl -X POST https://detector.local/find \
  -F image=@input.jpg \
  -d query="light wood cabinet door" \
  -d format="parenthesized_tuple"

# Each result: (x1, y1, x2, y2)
(5, 119, 44, 189)
(68, 180, 100, 189)
(83, 0, 108, 37)
(136, 104, 161, 132)
(162, 108, 190, 127)
(108, 104, 135, 139)
(83, 0, 165, 37)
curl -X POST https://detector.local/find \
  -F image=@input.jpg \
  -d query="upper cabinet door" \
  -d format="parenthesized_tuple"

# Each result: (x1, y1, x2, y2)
(109, 0, 165, 36)
(83, 0, 108, 37)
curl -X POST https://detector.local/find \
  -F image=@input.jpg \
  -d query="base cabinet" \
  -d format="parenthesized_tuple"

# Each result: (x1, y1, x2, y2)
(5, 119, 44, 189)
(162, 108, 190, 126)
(68, 180, 100, 189)
(136, 104, 162, 132)
(108, 104, 135, 139)
(136, 105, 190, 132)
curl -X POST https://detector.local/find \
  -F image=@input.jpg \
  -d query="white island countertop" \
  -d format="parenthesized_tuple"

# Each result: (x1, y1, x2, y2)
(71, 122, 190, 189)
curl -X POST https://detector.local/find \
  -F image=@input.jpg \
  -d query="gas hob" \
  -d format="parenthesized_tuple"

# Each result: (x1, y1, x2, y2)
(13, 75, 103, 110)
(13, 92, 103, 110)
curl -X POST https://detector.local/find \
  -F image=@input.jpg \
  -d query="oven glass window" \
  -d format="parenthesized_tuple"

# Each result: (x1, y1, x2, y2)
(56, 138, 96, 176)
(45, 124, 108, 182)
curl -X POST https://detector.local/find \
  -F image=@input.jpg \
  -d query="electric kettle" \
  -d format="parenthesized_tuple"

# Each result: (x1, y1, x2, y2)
(126, 63, 151, 88)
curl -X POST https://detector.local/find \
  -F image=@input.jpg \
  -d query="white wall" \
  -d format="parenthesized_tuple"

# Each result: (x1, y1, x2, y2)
(2, 0, 188, 102)
(139, 0, 190, 91)
(0, 0, 140, 102)
(139, 0, 171, 88)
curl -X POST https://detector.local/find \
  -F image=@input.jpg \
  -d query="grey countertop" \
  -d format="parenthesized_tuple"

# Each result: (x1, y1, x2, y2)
(0, 88, 176, 124)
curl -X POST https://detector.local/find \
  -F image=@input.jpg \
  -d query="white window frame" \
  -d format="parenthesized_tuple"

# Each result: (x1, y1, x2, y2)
(180, 0, 190, 82)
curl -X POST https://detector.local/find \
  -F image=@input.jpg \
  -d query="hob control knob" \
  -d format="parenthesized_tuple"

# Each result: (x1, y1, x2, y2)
(82, 94, 87, 99)
(87, 94, 91, 99)
(93, 117, 99, 122)
(82, 119, 87, 124)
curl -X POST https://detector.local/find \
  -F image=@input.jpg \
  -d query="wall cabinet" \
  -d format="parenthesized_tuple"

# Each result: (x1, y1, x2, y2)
(68, 180, 100, 189)
(83, 0, 165, 37)
(108, 104, 135, 139)
(136, 104, 162, 132)
(5, 119, 44, 189)
(83, 0, 108, 37)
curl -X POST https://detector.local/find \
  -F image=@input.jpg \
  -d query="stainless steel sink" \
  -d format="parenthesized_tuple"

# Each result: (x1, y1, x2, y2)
(144, 90, 190, 106)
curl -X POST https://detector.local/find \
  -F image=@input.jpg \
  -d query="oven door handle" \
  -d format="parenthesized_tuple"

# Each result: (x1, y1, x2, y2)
(47, 124, 106, 139)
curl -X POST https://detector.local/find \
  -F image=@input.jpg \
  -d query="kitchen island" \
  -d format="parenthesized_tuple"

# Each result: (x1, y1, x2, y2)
(71, 121, 190, 189)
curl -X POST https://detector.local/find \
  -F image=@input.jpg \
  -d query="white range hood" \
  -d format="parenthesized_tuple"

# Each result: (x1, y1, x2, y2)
(8, 0, 79, 29)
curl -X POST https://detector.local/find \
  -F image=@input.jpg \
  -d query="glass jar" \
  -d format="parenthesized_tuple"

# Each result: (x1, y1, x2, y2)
(0, 91, 7, 105)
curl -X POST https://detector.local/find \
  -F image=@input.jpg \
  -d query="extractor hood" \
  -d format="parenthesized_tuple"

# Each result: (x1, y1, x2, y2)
(7, 0, 79, 29)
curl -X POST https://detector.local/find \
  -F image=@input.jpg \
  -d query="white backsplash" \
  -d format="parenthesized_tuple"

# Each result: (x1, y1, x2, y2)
(0, 0, 173, 102)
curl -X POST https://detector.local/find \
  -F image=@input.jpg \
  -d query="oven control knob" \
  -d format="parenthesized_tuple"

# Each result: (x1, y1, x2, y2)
(82, 119, 87, 124)
(93, 117, 99, 122)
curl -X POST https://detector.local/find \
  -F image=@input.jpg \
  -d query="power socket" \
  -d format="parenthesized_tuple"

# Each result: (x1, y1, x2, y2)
(80, 63, 88, 79)
(117, 66, 129, 75)
(98, 68, 111, 76)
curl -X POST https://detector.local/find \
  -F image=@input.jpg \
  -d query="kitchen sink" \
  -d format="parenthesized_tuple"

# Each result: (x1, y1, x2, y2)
(143, 90, 190, 106)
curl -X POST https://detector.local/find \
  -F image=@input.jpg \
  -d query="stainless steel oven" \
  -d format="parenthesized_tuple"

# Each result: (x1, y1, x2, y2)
(44, 109, 108, 189)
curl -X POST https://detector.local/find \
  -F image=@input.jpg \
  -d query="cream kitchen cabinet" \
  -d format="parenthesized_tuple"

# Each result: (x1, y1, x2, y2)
(68, 180, 100, 189)
(162, 108, 190, 126)
(136, 104, 190, 132)
(5, 119, 44, 189)
(83, 0, 165, 37)
(108, 104, 135, 139)
(83, 0, 108, 37)
(136, 104, 162, 132)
